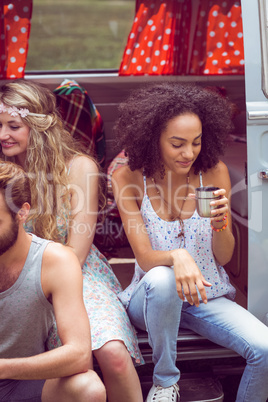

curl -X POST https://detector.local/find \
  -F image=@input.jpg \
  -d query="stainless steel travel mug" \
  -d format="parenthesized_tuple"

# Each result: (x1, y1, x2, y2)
(195, 186, 221, 217)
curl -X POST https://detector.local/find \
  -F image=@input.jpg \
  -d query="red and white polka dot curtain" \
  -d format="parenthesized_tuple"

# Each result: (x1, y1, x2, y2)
(119, 0, 244, 76)
(119, 0, 192, 75)
(0, 1, 32, 80)
(189, 0, 244, 75)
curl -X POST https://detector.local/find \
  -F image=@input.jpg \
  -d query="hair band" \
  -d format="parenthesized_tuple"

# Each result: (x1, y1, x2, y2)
(0, 102, 46, 118)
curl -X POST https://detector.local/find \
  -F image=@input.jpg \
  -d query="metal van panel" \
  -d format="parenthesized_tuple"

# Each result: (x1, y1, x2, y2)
(258, 0, 268, 98)
(242, 0, 268, 322)
(242, 0, 263, 102)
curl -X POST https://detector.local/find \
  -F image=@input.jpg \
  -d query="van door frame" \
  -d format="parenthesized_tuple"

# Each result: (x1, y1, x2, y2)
(242, 0, 268, 323)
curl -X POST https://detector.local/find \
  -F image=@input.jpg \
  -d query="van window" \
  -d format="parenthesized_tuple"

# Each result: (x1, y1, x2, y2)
(26, 1, 135, 72)
(2, 0, 245, 77)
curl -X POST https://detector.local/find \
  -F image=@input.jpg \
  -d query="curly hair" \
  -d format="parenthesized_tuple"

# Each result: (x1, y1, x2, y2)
(0, 79, 105, 241)
(114, 82, 234, 177)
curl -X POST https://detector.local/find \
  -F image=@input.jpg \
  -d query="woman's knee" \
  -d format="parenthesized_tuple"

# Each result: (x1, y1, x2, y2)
(246, 338, 268, 371)
(144, 266, 178, 301)
(94, 340, 132, 375)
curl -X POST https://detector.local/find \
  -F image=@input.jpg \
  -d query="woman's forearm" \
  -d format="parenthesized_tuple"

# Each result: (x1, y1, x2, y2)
(135, 246, 174, 271)
(212, 225, 235, 266)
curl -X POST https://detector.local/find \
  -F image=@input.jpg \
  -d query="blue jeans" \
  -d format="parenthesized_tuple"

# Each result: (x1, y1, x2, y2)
(127, 266, 268, 402)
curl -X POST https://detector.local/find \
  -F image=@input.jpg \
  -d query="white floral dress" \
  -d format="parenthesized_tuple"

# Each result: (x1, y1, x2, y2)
(25, 218, 143, 364)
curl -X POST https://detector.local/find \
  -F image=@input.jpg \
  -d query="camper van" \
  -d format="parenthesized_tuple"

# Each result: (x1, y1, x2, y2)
(1, 0, 268, 400)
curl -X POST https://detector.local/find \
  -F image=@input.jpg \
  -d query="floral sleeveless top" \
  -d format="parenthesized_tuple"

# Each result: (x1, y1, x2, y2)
(119, 174, 236, 308)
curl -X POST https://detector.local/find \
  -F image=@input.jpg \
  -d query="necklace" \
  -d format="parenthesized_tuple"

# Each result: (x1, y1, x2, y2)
(151, 173, 190, 241)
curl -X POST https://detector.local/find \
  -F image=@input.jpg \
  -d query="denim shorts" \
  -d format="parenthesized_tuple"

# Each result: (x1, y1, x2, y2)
(0, 379, 45, 401)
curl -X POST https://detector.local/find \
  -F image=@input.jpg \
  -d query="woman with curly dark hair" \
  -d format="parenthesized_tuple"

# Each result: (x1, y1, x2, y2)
(112, 82, 268, 402)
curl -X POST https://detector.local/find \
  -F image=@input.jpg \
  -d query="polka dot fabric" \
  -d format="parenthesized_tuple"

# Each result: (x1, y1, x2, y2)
(0, 1, 32, 79)
(119, 0, 191, 76)
(119, 0, 244, 76)
(190, 0, 244, 75)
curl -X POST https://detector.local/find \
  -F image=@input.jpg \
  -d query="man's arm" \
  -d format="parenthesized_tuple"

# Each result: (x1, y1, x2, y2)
(0, 243, 91, 380)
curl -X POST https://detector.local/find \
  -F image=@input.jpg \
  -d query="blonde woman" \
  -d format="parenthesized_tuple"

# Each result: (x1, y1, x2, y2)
(0, 79, 143, 402)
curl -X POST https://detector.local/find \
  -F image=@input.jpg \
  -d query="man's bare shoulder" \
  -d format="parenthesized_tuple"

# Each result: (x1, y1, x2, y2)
(42, 242, 81, 275)
(40, 242, 82, 299)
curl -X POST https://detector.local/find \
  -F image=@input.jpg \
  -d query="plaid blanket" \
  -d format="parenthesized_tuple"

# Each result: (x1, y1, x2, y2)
(54, 80, 106, 167)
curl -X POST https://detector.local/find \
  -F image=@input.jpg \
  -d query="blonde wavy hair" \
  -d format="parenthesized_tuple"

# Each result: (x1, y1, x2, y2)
(0, 79, 104, 241)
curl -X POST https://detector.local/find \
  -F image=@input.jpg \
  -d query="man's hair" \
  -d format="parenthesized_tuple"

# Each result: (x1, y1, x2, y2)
(0, 161, 31, 218)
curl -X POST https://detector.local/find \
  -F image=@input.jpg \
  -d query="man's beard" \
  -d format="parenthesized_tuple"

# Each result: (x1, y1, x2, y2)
(0, 216, 19, 256)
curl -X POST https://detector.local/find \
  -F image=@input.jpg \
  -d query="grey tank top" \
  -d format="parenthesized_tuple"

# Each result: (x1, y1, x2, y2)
(0, 234, 55, 359)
